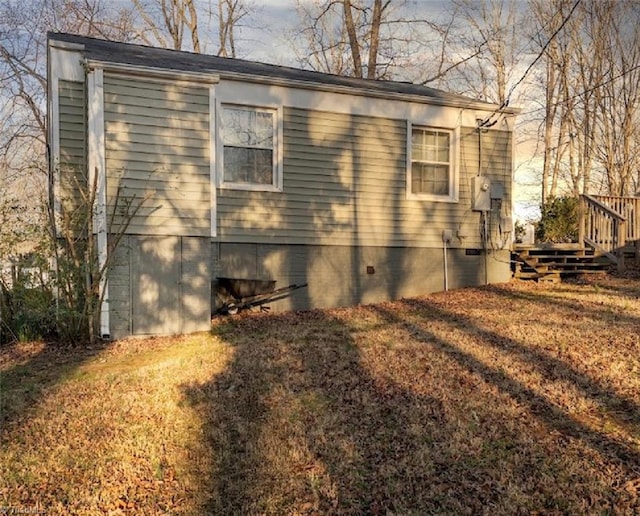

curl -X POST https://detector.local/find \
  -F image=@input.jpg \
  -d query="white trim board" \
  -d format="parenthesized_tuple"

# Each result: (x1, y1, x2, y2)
(87, 69, 110, 338)
(215, 80, 516, 131)
(209, 86, 217, 237)
(85, 59, 220, 85)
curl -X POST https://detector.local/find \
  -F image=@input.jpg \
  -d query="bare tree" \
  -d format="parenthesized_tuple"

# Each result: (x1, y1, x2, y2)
(0, 0, 137, 341)
(292, 0, 506, 88)
(132, 0, 253, 57)
(132, 0, 200, 51)
(216, 0, 252, 57)
(0, 0, 135, 245)
(293, 0, 428, 80)
(529, 0, 579, 202)
(530, 0, 640, 201)
(445, 0, 522, 105)
(293, 0, 353, 75)
(589, 0, 640, 196)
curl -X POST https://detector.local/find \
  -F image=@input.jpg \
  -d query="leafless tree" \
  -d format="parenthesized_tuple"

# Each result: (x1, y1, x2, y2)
(529, 0, 578, 202)
(443, 0, 522, 105)
(215, 0, 252, 57)
(132, 0, 254, 57)
(293, 0, 438, 80)
(132, 0, 201, 52)
(0, 0, 135, 250)
(530, 0, 640, 201)
(589, 0, 640, 196)
(292, 0, 506, 91)
(0, 0, 137, 341)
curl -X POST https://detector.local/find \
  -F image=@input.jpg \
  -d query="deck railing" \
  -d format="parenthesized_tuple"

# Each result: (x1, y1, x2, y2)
(591, 195, 640, 244)
(579, 194, 627, 271)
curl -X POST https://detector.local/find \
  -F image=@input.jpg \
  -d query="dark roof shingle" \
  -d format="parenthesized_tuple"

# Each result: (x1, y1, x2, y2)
(48, 32, 504, 110)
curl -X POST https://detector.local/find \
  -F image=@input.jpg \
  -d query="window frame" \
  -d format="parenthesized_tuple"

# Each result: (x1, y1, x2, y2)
(406, 123, 459, 202)
(217, 101, 283, 192)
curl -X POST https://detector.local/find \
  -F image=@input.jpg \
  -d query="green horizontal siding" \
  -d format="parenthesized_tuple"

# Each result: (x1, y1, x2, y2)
(58, 80, 86, 215)
(104, 73, 211, 237)
(217, 106, 513, 248)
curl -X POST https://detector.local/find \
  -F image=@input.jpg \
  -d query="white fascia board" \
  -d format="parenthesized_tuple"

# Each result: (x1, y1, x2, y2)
(215, 80, 513, 131)
(49, 40, 85, 51)
(217, 71, 520, 117)
(84, 59, 220, 85)
(87, 68, 110, 338)
(84, 58, 514, 116)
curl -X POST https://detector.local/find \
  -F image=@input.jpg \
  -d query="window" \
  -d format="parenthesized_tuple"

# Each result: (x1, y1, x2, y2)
(408, 126, 457, 201)
(220, 104, 281, 191)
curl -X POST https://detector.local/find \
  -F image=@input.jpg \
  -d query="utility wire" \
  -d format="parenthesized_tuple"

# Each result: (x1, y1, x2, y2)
(518, 60, 640, 118)
(479, 0, 582, 127)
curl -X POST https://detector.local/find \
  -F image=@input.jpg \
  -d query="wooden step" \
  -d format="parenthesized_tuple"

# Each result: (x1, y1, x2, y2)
(511, 244, 613, 282)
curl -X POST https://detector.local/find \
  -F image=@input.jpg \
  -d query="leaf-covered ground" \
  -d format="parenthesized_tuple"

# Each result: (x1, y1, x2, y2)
(1, 276, 639, 514)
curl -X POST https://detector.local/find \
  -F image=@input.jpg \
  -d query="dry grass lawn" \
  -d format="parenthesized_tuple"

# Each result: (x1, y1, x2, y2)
(1, 275, 639, 514)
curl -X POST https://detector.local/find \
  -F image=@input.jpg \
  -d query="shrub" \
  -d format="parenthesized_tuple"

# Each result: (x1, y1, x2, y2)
(535, 196, 579, 243)
(0, 259, 57, 344)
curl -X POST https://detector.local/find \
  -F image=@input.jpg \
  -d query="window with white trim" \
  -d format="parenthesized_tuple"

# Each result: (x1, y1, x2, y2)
(220, 104, 280, 190)
(408, 126, 456, 201)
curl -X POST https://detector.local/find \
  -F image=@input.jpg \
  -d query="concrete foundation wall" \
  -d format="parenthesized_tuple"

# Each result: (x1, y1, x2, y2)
(212, 242, 511, 313)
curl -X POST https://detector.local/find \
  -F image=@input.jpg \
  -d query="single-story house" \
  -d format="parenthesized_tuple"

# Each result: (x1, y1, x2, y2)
(47, 32, 517, 339)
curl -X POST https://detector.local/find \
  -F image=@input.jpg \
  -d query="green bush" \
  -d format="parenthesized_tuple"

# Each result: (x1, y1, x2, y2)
(535, 196, 579, 243)
(514, 220, 526, 243)
(0, 281, 57, 344)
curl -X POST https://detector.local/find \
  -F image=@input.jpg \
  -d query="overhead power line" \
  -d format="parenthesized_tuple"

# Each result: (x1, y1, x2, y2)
(518, 60, 640, 118)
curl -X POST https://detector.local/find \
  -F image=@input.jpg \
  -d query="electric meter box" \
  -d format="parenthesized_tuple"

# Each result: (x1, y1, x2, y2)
(490, 183, 504, 200)
(472, 175, 491, 211)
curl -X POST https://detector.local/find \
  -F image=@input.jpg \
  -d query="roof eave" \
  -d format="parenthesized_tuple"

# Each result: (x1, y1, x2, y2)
(216, 70, 519, 114)
(84, 54, 519, 115)
(84, 59, 220, 84)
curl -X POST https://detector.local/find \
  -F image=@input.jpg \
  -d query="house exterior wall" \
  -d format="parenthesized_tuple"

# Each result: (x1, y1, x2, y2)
(48, 38, 515, 337)
(217, 106, 512, 249)
(108, 235, 131, 338)
(103, 73, 211, 237)
(109, 235, 211, 340)
(58, 79, 86, 214)
(213, 243, 511, 312)
(212, 102, 513, 314)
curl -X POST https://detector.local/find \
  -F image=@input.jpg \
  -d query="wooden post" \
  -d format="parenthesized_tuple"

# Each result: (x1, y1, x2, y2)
(578, 195, 585, 248)
(617, 219, 626, 273)
(635, 198, 640, 263)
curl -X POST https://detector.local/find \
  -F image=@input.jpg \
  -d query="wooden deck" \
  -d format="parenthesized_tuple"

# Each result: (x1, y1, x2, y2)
(513, 195, 639, 281)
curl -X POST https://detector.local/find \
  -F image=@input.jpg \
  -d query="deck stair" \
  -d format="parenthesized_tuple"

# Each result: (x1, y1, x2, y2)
(512, 243, 611, 282)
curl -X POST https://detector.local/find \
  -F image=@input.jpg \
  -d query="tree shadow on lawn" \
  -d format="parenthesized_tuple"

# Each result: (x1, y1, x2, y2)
(182, 308, 635, 514)
(0, 340, 112, 432)
(389, 298, 640, 469)
(407, 288, 640, 433)
(486, 281, 640, 327)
